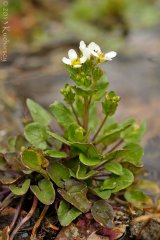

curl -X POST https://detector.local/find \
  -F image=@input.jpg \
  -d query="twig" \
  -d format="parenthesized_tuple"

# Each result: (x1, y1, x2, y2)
(31, 204, 49, 239)
(71, 104, 82, 126)
(48, 223, 59, 231)
(9, 196, 38, 240)
(132, 213, 160, 223)
(0, 192, 14, 212)
(9, 196, 25, 233)
(91, 115, 108, 142)
(114, 197, 128, 205)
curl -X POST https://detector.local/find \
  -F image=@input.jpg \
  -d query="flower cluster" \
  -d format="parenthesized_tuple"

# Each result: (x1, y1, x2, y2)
(62, 41, 117, 68)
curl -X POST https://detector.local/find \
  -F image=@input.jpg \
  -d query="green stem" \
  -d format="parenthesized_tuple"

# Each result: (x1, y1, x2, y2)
(94, 156, 115, 171)
(108, 138, 123, 153)
(83, 97, 89, 131)
(71, 104, 82, 126)
(91, 115, 108, 142)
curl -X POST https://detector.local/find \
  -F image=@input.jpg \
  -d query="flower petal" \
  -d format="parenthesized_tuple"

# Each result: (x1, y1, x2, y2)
(62, 57, 71, 65)
(82, 48, 91, 59)
(88, 42, 101, 52)
(79, 40, 86, 51)
(80, 56, 87, 63)
(90, 50, 99, 57)
(68, 49, 77, 60)
(105, 51, 117, 60)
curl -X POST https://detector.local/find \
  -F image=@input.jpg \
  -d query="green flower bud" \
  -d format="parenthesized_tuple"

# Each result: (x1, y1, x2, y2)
(60, 84, 75, 104)
(102, 91, 120, 116)
(75, 126, 84, 136)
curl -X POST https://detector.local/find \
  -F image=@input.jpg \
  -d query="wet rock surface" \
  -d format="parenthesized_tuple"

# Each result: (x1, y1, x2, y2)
(130, 218, 160, 240)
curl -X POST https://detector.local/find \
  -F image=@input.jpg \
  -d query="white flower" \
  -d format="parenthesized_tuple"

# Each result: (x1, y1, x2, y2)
(88, 42, 117, 62)
(62, 49, 87, 68)
(79, 40, 91, 59)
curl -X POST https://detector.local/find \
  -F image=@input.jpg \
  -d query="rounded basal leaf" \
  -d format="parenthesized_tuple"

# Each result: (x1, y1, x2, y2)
(21, 149, 42, 171)
(21, 149, 48, 178)
(101, 168, 134, 192)
(101, 178, 117, 190)
(47, 161, 70, 187)
(105, 162, 123, 176)
(30, 179, 55, 205)
(91, 200, 114, 227)
(124, 189, 152, 209)
(57, 200, 81, 226)
(45, 150, 67, 158)
(76, 163, 97, 180)
(27, 98, 52, 126)
(24, 122, 49, 150)
(110, 168, 134, 193)
(9, 179, 30, 196)
(90, 188, 112, 200)
(79, 153, 101, 166)
(58, 179, 91, 213)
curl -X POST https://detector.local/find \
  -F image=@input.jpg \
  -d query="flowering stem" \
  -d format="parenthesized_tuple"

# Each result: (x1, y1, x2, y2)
(91, 115, 108, 142)
(94, 156, 114, 171)
(83, 97, 89, 131)
(108, 138, 123, 153)
(93, 172, 111, 180)
(71, 104, 82, 126)
(9, 196, 38, 240)
(31, 204, 49, 239)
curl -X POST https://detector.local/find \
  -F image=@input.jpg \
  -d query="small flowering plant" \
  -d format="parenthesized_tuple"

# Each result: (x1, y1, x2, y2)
(0, 41, 153, 238)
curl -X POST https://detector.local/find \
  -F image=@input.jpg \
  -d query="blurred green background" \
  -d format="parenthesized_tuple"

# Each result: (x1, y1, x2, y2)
(1, 0, 159, 50)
